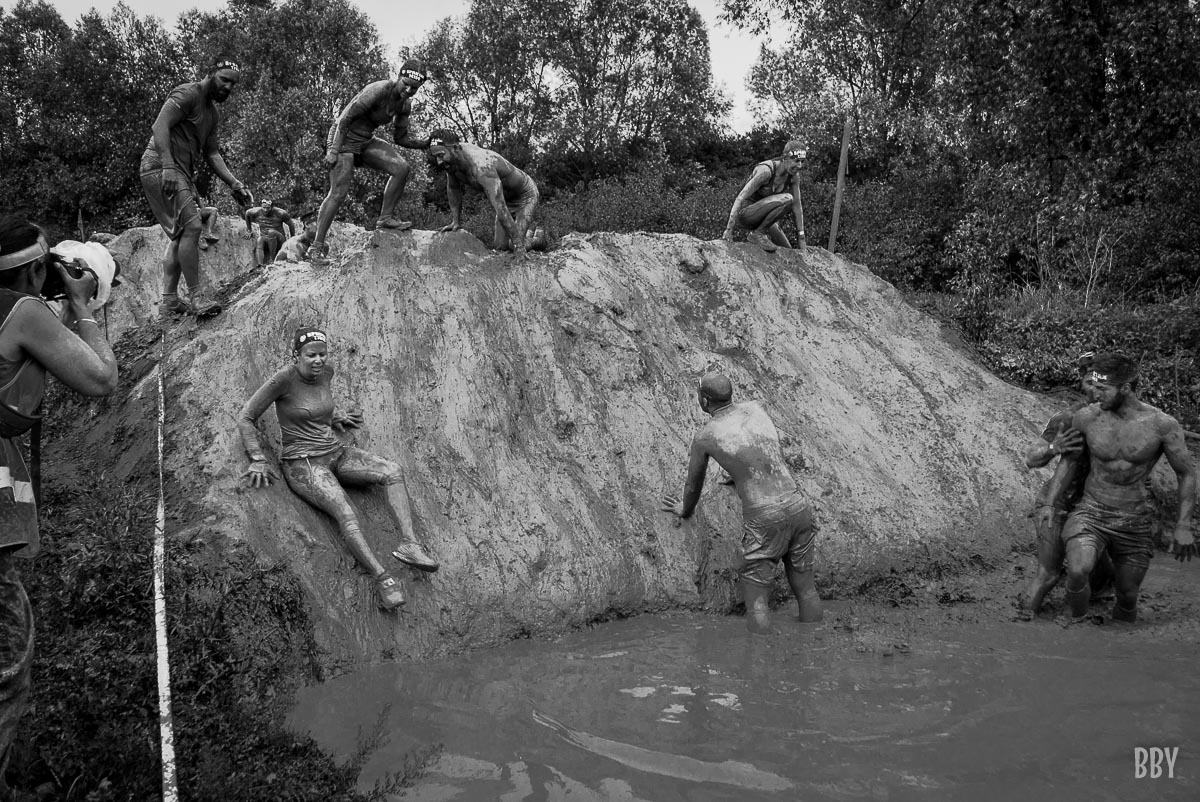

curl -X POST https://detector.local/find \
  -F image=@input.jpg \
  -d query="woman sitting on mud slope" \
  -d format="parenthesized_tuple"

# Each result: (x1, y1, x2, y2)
(238, 326, 438, 610)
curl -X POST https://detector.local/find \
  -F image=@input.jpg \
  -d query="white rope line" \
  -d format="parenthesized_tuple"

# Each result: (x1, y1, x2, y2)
(154, 333, 179, 800)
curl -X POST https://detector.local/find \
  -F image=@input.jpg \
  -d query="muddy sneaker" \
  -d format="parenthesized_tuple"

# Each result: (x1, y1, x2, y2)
(392, 542, 440, 572)
(747, 232, 778, 253)
(158, 295, 189, 315)
(308, 241, 330, 264)
(376, 573, 405, 609)
(376, 216, 413, 231)
(187, 291, 223, 317)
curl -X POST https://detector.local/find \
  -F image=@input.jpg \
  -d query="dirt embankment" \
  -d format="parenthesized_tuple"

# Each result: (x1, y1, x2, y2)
(54, 219, 1097, 670)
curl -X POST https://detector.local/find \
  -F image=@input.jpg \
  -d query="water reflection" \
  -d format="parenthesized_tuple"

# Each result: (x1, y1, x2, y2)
(290, 612, 1200, 801)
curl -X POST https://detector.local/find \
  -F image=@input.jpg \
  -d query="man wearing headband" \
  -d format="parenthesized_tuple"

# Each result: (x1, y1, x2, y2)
(310, 58, 432, 262)
(1045, 353, 1196, 624)
(0, 214, 118, 796)
(1019, 350, 1114, 617)
(661, 373, 822, 632)
(723, 138, 807, 253)
(244, 197, 297, 267)
(140, 58, 253, 316)
(428, 130, 543, 257)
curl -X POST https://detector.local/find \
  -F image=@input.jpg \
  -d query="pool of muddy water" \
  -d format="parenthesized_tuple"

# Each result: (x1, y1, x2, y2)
(290, 604, 1198, 801)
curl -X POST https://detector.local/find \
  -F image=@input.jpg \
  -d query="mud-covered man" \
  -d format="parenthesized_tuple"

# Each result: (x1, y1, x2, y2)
(1046, 353, 1197, 623)
(723, 139, 807, 253)
(276, 223, 317, 264)
(429, 131, 542, 257)
(1020, 351, 1114, 617)
(661, 373, 822, 631)
(244, 197, 296, 267)
(140, 58, 253, 316)
(311, 58, 431, 261)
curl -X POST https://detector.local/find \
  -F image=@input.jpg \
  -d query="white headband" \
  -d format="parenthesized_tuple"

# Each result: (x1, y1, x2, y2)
(0, 234, 48, 271)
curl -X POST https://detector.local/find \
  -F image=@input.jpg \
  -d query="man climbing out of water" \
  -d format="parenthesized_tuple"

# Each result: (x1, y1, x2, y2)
(723, 138, 807, 253)
(1020, 350, 1115, 617)
(310, 58, 432, 262)
(140, 57, 254, 316)
(660, 373, 822, 632)
(428, 130, 545, 258)
(276, 223, 318, 263)
(244, 197, 296, 267)
(1046, 352, 1197, 623)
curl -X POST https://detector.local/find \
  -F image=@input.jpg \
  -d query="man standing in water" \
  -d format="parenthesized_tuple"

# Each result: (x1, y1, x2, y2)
(140, 58, 254, 316)
(310, 58, 431, 261)
(428, 131, 544, 257)
(660, 374, 821, 631)
(722, 139, 807, 253)
(1047, 353, 1197, 623)
(1020, 350, 1114, 617)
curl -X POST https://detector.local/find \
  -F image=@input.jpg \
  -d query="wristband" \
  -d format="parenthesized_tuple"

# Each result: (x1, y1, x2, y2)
(251, 456, 266, 463)
(77, 318, 97, 325)
(1048, 442, 1058, 456)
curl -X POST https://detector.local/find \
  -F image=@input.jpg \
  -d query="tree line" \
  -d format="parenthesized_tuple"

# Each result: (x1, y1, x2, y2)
(3, 0, 1200, 307)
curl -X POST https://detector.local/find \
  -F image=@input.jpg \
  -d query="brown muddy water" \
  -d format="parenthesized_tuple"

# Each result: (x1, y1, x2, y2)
(290, 589, 1199, 802)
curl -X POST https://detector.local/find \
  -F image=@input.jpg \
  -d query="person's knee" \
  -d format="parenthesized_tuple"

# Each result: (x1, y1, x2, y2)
(386, 159, 410, 180)
(179, 215, 203, 240)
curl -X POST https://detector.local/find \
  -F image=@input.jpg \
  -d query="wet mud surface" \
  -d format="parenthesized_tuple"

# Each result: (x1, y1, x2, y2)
(290, 554, 1200, 801)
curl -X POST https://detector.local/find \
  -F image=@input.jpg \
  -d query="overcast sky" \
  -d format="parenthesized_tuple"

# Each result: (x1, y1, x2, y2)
(48, 0, 768, 132)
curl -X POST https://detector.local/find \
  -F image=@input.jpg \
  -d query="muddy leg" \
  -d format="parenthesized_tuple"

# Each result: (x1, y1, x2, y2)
(283, 456, 388, 578)
(335, 447, 439, 571)
(1063, 539, 1098, 618)
(741, 579, 772, 634)
(1111, 561, 1147, 623)
(783, 560, 822, 622)
(1025, 508, 1065, 615)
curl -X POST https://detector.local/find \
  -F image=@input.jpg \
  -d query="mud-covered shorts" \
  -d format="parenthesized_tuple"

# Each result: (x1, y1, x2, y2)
(329, 122, 392, 166)
(739, 493, 817, 587)
(139, 152, 201, 242)
(1061, 494, 1155, 569)
(0, 553, 32, 783)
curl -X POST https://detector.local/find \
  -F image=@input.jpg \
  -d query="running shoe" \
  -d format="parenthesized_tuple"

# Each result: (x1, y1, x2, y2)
(376, 573, 405, 609)
(376, 216, 414, 231)
(392, 542, 440, 572)
(747, 232, 778, 253)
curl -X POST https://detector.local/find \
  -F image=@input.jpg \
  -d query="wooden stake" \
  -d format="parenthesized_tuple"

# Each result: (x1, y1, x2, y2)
(828, 116, 852, 253)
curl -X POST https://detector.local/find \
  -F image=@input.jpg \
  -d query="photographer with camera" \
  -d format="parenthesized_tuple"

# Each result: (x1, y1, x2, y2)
(0, 214, 118, 795)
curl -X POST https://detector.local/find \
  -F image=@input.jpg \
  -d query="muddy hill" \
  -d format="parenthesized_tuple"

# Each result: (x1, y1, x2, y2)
(75, 219, 1072, 668)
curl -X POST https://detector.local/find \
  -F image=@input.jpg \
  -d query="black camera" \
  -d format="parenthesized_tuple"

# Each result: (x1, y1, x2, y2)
(40, 256, 121, 302)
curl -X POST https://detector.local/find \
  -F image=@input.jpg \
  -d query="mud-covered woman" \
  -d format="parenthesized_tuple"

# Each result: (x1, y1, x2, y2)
(0, 214, 119, 795)
(237, 327, 438, 610)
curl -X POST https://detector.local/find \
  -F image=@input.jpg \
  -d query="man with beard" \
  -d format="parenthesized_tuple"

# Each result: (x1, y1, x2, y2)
(140, 58, 253, 316)
(428, 131, 542, 257)
(245, 198, 296, 267)
(1019, 350, 1114, 617)
(1047, 352, 1197, 623)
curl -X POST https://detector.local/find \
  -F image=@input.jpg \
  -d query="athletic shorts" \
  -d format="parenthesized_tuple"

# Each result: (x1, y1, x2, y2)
(505, 177, 539, 217)
(139, 152, 201, 241)
(330, 123, 391, 164)
(259, 229, 287, 247)
(739, 493, 817, 587)
(1061, 494, 1155, 569)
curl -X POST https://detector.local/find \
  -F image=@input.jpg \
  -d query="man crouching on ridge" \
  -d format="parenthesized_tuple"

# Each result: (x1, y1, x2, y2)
(428, 130, 545, 258)
(661, 374, 823, 632)
(310, 58, 432, 262)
